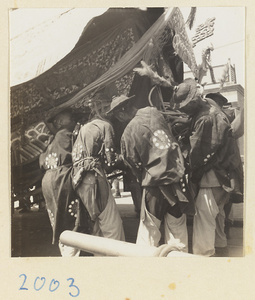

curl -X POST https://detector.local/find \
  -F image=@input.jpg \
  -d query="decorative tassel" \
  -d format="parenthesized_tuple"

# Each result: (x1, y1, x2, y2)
(133, 61, 173, 88)
(186, 7, 197, 30)
(219, 62, 230, 89)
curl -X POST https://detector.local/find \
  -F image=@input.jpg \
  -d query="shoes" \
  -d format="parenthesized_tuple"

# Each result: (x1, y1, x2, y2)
(113, 193, 121, 198)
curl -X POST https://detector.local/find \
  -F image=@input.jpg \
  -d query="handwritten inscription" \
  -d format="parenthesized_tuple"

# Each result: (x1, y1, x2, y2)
(19, 274, 80, 297)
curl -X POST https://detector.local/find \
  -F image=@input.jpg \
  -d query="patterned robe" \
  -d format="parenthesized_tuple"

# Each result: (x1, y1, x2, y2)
(121, 106, 195, 215)
(71, 118, 125, 241)
(71, 118, 118, 219)
(39, 128, 89, 244)
(188, 101, 243, 196)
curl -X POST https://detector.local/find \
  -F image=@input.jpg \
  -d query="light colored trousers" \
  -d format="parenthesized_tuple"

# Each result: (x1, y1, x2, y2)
(92, 192, 125, 241)
(59, 171, 125, 256)
(192, 187, 229, 256)
(76, 171, 125, 241)
(136, 189, 188, 251)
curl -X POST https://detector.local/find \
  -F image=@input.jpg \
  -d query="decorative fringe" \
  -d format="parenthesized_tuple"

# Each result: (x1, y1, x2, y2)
(186, 7, 197, 30)
(219, 62, 230, 89)
(133, 61, 173, 88)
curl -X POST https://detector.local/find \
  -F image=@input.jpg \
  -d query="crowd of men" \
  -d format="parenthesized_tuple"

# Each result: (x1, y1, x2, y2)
(39, 78, 243, 257)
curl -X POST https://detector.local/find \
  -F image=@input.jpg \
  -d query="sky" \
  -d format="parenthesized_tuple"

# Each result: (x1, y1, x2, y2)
(9, 7, 245, 87)
(9, 8, 108, 86)
(182, 7, 245, 86)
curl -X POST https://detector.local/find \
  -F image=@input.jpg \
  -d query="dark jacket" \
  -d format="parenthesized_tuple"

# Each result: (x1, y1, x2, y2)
(121, 106, 185, 187)
(188, 101, 243, 195)
(39, 128, 89, 244)
(71, 118, 118, 189)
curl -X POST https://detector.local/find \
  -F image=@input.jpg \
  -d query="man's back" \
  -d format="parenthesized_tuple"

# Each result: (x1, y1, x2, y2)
(189, 101, 242, 191)
(40, 128, 73, 170)
(72, 118, 116, 163)
(121, 106, 185, 186)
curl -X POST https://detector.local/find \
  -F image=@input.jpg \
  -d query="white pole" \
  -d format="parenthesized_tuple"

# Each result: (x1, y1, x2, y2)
(60, 231, 195, 257)
(60, 231, 157, 257)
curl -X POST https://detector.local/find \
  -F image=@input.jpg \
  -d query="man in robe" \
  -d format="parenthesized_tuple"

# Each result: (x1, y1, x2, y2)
(107, 95, 195, 251)
(71, 116, 125, 242)
(39, 109, 91, 256)
(172, 79, 243, 256)
(205, 92, 244, 239)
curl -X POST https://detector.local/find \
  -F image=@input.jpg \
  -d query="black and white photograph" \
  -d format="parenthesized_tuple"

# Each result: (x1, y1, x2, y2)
(10, 6, 244, 258)
(1, 2, 254, 299)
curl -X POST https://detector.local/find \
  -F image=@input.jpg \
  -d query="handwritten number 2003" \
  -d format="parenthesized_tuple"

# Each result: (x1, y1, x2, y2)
(19, 275, 79, 297)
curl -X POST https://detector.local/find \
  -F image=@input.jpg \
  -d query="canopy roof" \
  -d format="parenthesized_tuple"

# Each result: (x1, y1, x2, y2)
(11, 7, 197, 193)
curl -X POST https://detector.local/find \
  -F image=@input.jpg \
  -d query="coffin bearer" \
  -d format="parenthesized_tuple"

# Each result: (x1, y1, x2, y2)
(205, 92, 244, 238)
(206, 92, 244, 140)
(172, 79, 243, 256)
(107, 95, 195, 251)
(71, 115, 125, 242)
(39, 108, 91, 256)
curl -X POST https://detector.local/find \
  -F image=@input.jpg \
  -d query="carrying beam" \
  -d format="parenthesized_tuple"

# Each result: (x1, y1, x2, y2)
(60, 231, 195, 257)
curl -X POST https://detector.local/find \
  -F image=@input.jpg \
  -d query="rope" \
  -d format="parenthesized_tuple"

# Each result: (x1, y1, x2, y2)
(153, 241, 185, 257)
(148, 85, 157, 107)
(148, 86, 189, 121)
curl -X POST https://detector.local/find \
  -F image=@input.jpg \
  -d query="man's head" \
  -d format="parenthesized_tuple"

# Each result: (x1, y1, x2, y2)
(178, 99, 204, 116)
(51, 109, 76, 131)
(205, 92, 228, 108)
(171, 78, 204, 116)
(106, 95, 137, 124)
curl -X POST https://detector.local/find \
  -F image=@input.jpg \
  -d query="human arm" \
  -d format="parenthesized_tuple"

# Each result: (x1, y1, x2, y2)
(120, 134, 142, 183)
(189, 116, 222, 182)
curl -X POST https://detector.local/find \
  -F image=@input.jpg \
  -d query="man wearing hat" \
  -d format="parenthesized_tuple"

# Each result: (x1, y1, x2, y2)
(172, 78, 243, 256)
(71, 113, 125, 242)
(206, 92, 235, 124)
(107, 95, 195, 250)
(205, 92, 244, 238)
(40, 108, 91, 256)
(206, 92, 244, 139)
(206, 92, 228, 108)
